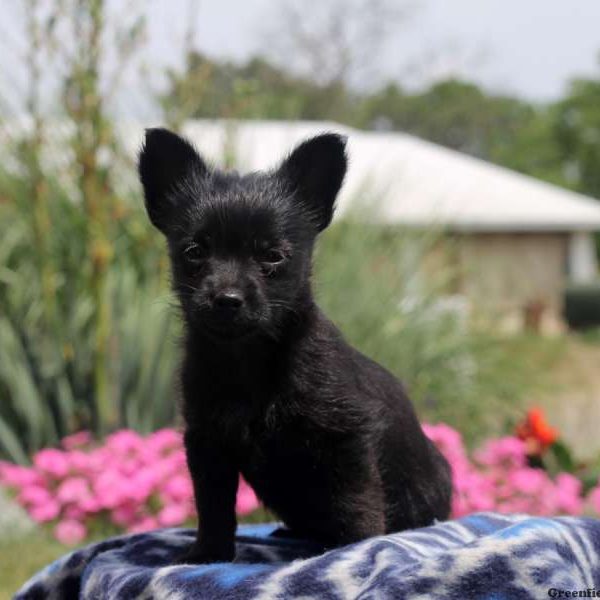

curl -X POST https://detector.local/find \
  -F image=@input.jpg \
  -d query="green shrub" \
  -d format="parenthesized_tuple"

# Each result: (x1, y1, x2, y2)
(0, 169, 179, 462)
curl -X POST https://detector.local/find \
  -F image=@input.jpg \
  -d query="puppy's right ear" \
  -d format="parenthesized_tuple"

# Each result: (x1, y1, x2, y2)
(138, 128, 208, 234)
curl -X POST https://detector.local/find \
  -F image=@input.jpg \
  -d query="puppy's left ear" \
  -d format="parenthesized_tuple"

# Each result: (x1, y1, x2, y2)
(278, 133, 347, 231)
(138, 128, 209, 234)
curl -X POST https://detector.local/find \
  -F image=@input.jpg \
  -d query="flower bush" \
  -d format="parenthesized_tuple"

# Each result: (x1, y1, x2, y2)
(0, 429, 259, 545)
(1, 416, 599, 546)
(424, 424, 585, 517)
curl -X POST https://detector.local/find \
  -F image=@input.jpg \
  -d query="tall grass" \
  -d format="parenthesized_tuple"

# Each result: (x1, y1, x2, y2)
(0, 168, 179, 463)
(0, 0, 156, 461)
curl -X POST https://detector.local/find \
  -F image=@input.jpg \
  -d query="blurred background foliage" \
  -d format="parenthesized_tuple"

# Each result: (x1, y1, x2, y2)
(165, 51, 600, 200)
(1, 0, 600, 461)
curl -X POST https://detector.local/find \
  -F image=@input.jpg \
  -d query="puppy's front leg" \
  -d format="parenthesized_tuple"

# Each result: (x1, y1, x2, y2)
(178, 429, 239, 564)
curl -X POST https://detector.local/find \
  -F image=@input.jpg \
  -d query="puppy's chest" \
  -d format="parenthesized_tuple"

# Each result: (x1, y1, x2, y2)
(184, 369, 356, 465)
(199, 394, 321, 465)
(238, 411, 325, 481)
(217, 398, 301, 450)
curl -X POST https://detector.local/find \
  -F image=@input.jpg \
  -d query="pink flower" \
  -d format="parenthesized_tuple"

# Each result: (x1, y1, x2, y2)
(422, 423, 590, 519)
(84, 448, 110, 473)
(163, 475, 193, 502)
(236, 478, 260, 515)
(588, 486, 600, 513)
(152, 458, 178, 481)
(93, 470, 128, 509)
(148, 429, 182, 454)
(456, 472, 495, 513)
(506, 468, 549, 495)
(55, 520, 87, 545)
(169, 449, 187, 469)
(157, 503, 189, 526)
(61, 431, 92, 451)
(18, 484, 52, 506)
(106, 430, 143, 454)
(423, 423, 471, 477)
(555, 473, 583, 515)
(56, 477, 91, 504)
(130, 516, 158, 533)
(79, 496, 100, 513)
(67, 450, 93, 473)
(30, 500, 60, 523)
(112, 504, 138, 527)
(475, 437, 528, 469)
(33, 448, 70, 479)
(116, 457, 141, 477)
(0, 462, 42, 487)
(64, 505, 86, 520)
(128, 468, 157, 503)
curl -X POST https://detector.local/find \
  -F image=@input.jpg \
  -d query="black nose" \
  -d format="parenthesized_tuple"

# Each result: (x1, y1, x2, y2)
(213, 290, 244, 312)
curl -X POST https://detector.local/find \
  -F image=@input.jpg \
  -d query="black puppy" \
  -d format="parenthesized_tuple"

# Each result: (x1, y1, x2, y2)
(138, 128, 452, 564)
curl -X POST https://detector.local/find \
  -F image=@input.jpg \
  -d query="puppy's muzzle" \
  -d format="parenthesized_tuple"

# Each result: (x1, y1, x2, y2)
(212, 289, 245, 317)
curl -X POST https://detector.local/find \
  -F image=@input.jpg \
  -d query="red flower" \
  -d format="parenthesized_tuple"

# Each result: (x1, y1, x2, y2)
(515, 407, 558, 454)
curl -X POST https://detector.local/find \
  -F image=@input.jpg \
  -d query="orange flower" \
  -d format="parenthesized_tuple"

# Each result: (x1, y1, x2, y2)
(515, 407, 558, 453)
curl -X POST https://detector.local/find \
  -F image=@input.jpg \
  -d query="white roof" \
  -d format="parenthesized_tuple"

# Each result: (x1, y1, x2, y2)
(124, 119, 600, 233)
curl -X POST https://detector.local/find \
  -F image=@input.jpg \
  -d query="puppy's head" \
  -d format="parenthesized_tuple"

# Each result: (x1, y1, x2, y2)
(138, 128, 347, 341)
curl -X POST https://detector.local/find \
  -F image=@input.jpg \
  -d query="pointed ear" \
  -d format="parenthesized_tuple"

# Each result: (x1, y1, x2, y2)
(278, 133, 347, 231)
(138, 128, 209, 234)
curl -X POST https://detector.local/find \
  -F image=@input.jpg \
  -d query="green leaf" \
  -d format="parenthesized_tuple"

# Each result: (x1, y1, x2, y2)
(550, 440, 576, 473)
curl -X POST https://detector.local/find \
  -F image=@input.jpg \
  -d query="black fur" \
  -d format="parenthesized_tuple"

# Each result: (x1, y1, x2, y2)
(138, 128, 452, 564)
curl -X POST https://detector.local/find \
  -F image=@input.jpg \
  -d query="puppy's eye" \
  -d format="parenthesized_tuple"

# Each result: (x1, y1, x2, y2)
(257, 247, 287, 277)
(183, 237, 210, 262)
(261, 248, 286, 265)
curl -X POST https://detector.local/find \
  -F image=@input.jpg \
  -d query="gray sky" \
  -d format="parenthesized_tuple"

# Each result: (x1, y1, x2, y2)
(3, 0, 600, 119)
(147, 0, 600, 101)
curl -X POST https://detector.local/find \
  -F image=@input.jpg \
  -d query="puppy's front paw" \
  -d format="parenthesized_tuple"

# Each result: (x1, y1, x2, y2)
(175, 543, 235, 565)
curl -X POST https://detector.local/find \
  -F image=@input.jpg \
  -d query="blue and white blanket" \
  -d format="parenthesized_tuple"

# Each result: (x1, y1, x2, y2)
(15, 513, 600, 599)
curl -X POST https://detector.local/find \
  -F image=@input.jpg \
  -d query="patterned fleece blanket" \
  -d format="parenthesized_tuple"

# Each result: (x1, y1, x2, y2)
(14, 513, 600, 599)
